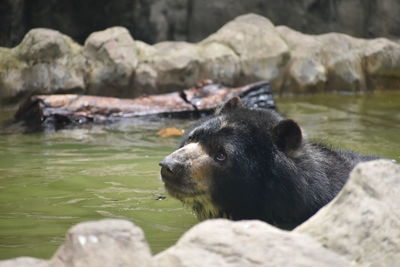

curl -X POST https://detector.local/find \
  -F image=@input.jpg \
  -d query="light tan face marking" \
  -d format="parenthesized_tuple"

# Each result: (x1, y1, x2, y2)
(172, 142, 214, 194)
(163, 142, 224, 218)
(190, 152, 214, 192)
(165, 142, 220, 207)
(181, 194, 228, 220)
(162, 117, 240, 219)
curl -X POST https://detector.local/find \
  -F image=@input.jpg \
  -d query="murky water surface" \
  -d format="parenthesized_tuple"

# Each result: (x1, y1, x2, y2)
(0, 91, 399, 259)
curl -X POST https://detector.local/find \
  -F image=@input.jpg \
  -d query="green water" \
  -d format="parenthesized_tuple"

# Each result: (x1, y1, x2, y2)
(0, 91, 399, 260)
(277, 92, 400, 160)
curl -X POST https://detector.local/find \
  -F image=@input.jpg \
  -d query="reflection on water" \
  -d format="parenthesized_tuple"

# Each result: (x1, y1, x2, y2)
(0, 91, 399, 260)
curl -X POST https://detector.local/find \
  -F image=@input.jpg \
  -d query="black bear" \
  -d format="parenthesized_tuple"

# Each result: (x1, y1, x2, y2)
(159, 97, 378, 229)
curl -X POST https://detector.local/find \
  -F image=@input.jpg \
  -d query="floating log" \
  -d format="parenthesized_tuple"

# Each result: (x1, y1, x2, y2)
(14, 81, 275, 131)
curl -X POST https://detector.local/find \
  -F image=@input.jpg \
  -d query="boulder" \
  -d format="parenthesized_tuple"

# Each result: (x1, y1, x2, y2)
(363, 39, 400, 90)
(198, 41, 240, 86)
(277, 25, 400, 92)
(2, 13, 400, 103)
(0, 28, 85, 101)
(17, 28, 77, 62)
(201, 14, 289, 88)
(0, 257, 48, 267)
(49, 219, 153, 267)
(134, 41, 202, 95)
(275, 26, 328, 93)
(278, 26, 365, 92)
(296, 160, 400, 267)
(84, 27, 139, 97)
(0, 47, 26, 101)
(155, 219, 352, 267)
(135, 14, 289, 94)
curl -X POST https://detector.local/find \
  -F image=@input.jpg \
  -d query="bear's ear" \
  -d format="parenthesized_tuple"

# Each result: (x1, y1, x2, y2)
(272, 119, 302, 154)
(216, 96, 242, 114)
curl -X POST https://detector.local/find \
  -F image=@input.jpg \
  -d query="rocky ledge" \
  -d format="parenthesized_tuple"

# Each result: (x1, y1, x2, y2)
(0, 160, 398, 267)
(1, 13, 400, 103)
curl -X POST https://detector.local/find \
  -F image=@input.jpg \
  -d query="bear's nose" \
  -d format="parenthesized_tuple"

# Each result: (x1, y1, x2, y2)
(159, 158, 183, 181)
(159, 159, 174, 174)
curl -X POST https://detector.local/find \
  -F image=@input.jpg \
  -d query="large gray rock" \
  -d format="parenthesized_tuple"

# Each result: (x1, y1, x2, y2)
(50, 219, 153, 267)
(277, 26, 368, 93)
(201, 14, 289, 88)
(363, 38, 400, 90)
(133, 41, 203, 95)
(296, 160, 400, 267)
(0, 257, 48, 267)
(155, 219, 353, 267)
(2, 13, 400, 103)
(198, 41, 240, 86)
(84, 27, 139, 97)
(135, 14, 289, 94)
(277, 26, 400, 93)
(0, 28, 85, 101)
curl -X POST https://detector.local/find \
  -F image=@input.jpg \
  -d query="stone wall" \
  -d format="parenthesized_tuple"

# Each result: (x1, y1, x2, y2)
(0, 160, 399, 267)
(1, 14, 400, 103)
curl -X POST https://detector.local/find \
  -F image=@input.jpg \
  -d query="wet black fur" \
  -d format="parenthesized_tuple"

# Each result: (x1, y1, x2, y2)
(173, 101, 379, 229)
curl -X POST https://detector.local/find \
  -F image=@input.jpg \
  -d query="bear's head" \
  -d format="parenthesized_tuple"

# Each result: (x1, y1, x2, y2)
(159, 97, 305, 226)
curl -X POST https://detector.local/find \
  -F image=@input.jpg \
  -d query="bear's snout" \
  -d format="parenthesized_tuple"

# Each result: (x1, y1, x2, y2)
(160, 142, 213, 198)
(159, 157, 186, 184)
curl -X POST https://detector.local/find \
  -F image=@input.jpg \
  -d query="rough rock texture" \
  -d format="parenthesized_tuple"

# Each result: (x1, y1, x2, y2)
(134, 41, 202, 95)
(200, 14, 289, 89)
(84, 27, 139, 97)
(1, 0, 400, 47)
(2, 13, 400, 103)
(0, 28, 85, 102)
(296, 160, 400, 267)
(49, 219, 153, 267)
(277, 26, 400, 93)
(155, 219, 352, 267)
(0, 257, 48, 267)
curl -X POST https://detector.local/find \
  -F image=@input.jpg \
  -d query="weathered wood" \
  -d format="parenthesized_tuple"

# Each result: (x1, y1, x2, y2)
(14, 81, 275, 130)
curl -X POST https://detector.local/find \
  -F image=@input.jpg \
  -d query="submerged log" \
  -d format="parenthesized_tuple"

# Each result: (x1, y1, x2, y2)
(14, 81, 275, 131)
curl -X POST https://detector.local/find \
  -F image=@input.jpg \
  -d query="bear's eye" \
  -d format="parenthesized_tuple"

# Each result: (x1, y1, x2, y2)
(215, 151, 226, 162)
